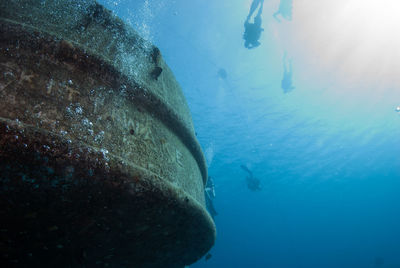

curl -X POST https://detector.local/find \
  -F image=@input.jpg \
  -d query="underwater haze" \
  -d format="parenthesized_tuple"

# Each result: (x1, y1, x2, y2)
(99, 0, 400, 267)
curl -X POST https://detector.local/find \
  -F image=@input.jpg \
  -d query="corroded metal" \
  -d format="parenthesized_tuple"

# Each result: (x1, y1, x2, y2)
(0, 0, 215, 267)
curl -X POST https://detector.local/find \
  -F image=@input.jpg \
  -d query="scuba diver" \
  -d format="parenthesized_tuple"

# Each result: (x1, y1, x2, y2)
(205, 176, 218, 219)
(243, 0, 264, 49)
(281, 53, 295, 93)
(240, 165, 261, 191)
(273, 0, 294, 22)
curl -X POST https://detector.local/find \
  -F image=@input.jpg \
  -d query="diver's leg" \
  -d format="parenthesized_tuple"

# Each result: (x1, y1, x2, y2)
(288, 59, 294, 89)
(283, 51, 288, 67)
(257, 0, 264, 16)
(240, 165, 253, 177)
(248, 0, 262, 20)
(283, 59, 288, 77)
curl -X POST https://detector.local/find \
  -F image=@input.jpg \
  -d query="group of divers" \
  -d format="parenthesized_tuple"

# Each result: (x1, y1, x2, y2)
(200, 1, 292, 261)
(204, 0, 291, 220)
(243, 0, 295, 93)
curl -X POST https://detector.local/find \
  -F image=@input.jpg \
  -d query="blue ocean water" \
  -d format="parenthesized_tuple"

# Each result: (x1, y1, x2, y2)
(98, 1, 400, 267)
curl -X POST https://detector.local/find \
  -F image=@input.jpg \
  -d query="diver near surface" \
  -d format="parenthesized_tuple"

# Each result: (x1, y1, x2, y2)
(243, 0, 264, 49)
(273, 0, 294, 22)
(205, 176, 218, 219)
(281, 52, 295, 93)
(240, 165, 261, 191)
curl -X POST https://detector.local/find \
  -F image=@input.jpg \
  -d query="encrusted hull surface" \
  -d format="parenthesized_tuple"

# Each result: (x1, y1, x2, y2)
(0, 1, 215, 267)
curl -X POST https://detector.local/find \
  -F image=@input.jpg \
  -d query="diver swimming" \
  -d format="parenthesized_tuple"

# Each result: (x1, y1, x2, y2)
(281, 53, 295, 93)
(243, 0, 264, 49)
(205, 176, 218, 219)
(240, 165, 261, 191)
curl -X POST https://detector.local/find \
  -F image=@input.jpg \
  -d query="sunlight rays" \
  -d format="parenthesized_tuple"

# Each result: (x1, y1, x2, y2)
(287, 0, 400, 87)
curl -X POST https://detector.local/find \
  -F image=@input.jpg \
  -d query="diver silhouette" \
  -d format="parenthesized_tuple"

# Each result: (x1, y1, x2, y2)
(243, 0, 264, 49)
(205, 176, 218, 219)
(240, 165, 261, 191)
(273, 0, 294, 22)
(281, 53, 295, 93)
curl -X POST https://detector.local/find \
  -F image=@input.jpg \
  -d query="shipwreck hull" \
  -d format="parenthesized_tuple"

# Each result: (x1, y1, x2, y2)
(0, 1, 215, 267)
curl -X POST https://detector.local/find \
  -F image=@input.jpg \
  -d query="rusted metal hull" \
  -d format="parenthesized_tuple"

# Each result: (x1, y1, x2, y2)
(0, 1, 215, 267)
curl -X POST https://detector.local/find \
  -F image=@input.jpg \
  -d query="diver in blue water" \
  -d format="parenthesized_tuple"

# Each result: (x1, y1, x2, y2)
(273, 0, 294, 22)
(240, 165, 261, 191)
(243, 0, 264, 49)
(281, 53, 295, 93)
(205, 176, 218, 219)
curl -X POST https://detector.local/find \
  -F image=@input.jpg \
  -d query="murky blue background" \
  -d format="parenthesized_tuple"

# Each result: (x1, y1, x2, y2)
(99, 1, 400, 267)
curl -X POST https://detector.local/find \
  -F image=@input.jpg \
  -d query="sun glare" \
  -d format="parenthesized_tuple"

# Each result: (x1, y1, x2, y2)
(285, 0, 400, 87)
